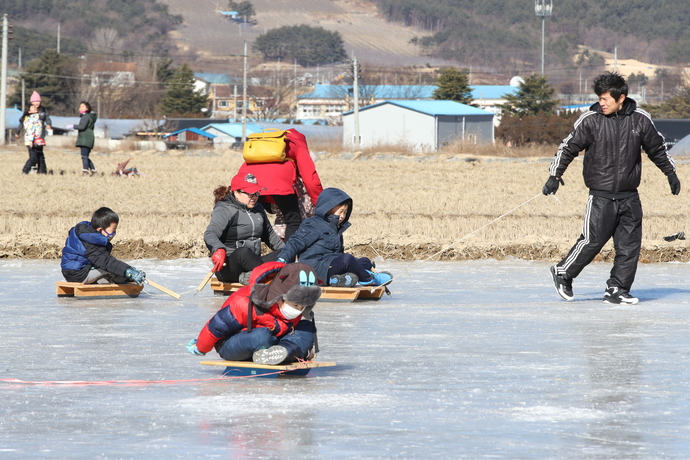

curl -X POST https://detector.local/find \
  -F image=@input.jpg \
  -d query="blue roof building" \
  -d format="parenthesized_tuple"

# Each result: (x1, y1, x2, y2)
(342, 100, 494, 152)
(297, 84, 519, 122)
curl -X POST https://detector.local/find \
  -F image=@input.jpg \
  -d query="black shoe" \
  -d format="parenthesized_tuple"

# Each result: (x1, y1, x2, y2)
(603, 287, 639, 305)
(329, 273, 358, 287)
(550, 265, 573, 301)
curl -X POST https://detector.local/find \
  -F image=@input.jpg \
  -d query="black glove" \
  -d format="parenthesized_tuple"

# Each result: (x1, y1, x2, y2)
(668, 173, 681, 195)
(542, 176, 564, 195)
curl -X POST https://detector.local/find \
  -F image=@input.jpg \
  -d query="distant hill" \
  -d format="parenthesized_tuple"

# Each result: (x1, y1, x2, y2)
(160, 0, 446, 68)
(0, 0, 182, 62)
(374, 0, 690, 67)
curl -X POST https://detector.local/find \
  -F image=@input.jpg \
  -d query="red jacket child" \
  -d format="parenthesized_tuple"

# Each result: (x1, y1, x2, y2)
(188, 261, 321, 358)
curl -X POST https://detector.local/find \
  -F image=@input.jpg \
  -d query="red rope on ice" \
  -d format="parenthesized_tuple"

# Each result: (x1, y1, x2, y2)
(0, 371, 285, 387)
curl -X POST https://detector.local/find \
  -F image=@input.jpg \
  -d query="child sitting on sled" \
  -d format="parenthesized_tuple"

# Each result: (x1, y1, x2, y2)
(276, 187, 393, 287)
(60, 207, 146, 285)
(186, 262, 321, 365)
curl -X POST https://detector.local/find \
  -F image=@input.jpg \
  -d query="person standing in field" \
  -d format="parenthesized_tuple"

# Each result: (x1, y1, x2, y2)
(543, 72, 680, 305)
(17, 91, 52, 174)
(66, 101, 98, 176)
(237, 128, 323, 242)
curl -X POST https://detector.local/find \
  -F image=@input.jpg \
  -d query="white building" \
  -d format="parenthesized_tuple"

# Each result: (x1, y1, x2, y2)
(342, 100, 494, 152)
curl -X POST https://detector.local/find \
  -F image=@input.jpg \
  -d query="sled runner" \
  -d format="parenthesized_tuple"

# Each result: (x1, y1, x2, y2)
(56, 281, 143, 299)
(209, 278, 387, 302)
(201, 359, 337, 378)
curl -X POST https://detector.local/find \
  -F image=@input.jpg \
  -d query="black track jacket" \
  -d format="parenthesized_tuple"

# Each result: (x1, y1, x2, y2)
(549, 98, 676, 198)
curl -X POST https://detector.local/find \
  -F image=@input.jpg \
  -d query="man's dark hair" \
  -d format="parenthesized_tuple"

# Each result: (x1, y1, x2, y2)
(592, 72, 628, 100)
(91, 207, 119, 229)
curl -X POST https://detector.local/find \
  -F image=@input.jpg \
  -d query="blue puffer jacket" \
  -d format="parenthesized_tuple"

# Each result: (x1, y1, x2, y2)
(277, 187, 352, 283)
(60, 221, 130, 282)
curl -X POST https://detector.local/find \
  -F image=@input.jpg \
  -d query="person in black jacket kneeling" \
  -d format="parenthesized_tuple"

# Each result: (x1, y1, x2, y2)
(61, 207, 146, 285)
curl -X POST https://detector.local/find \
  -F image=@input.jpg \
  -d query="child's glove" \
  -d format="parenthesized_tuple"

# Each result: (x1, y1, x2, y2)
(125, 267, 146, 285)
(277, 257, 286, 264)
(211, 248, 226, 272)
(65, 124, 74, 130)
(186, 339, 205, 356)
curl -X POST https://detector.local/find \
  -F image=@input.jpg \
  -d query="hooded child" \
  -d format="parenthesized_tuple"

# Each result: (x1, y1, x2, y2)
(276, 187, 392, 287)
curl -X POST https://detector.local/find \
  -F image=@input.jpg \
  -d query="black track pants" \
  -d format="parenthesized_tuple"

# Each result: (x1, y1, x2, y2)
(555, 194, 643, 291)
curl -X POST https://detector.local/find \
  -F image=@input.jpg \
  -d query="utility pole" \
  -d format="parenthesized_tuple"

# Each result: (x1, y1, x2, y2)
(614, 46, 618, 72)
(57, 22, 60, 53)
(351, 56, 360, 150)
(242, 40, 248, 143)
(232, 84, 237, 122)
(535, 0, 552, 76)
(0, 15, 8, 145)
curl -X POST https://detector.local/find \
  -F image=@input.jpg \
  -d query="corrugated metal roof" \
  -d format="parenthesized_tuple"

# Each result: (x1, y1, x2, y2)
(470, 85, 518, 100)
(343, 100, 493, 116)
(300, 84, 519, 101)
(163, 127, 216, 139)
(194, 73, 239, 85)
(202, 122, 261, 137)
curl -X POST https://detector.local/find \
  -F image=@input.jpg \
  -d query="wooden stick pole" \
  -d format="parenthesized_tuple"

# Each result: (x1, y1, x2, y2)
(145, 279, 181, 299)
(194, 270, 215, 296)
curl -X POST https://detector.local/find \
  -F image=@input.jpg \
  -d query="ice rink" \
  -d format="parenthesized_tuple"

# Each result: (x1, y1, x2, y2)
(1, 259, 690, 459)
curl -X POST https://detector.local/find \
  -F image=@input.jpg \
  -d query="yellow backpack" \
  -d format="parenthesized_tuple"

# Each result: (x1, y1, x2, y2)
(243, 128, 287, 163)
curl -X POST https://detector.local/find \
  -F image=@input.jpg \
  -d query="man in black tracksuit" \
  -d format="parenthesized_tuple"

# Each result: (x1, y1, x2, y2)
(543, 72, 680, 305)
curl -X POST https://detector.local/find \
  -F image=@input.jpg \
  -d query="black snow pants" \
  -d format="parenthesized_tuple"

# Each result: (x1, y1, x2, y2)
(554, 193, 643, 291)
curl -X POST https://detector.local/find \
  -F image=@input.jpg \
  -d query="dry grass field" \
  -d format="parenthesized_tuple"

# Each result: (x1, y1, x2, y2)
(2, 144, 689, 263)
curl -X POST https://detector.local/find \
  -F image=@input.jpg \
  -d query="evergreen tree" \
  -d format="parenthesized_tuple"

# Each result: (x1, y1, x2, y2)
(641, 91, 690, 119)
(10, 49, 73, 113)
(253, 25, 347, 67)
(432, 67, 473, 104)
(228, 1, 255, 20)
(502, 75, 558, 116)
(159, 63, 208, 116)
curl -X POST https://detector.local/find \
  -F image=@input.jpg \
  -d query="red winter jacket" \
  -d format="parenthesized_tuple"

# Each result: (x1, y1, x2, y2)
(237, 129, 323, 205)
(195, 261, 302, 354)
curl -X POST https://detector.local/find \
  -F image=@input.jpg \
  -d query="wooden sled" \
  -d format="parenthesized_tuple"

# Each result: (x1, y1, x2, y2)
(210, 278, 387, 302)
(56, 281, 143, 299)
(201, 359, 337, 378)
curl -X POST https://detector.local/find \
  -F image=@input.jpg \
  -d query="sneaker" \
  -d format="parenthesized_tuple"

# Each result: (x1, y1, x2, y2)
(238, 271, 251, 285)
(603, 287, 638, 305)
(253, 345, 288, 365)
(359, 270, 393, 286)
(329, 272, 358, 287)
(550, 265, 574, 301)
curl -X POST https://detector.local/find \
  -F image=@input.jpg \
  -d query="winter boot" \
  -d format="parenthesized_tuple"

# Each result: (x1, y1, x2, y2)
(253, 345, 288, 365)
(329, 272, 358, 287)
(359, 270, 393, 286)
(238, 271, 252, 285)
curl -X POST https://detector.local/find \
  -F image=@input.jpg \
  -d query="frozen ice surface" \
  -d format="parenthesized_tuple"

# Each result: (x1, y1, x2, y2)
(1, 258, 690, 459)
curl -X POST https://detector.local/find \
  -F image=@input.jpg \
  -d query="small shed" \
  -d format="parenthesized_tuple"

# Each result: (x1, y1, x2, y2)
(163, 127, 215, 142)
(202, 122, 261, 146)
(342, 100, 494, 152)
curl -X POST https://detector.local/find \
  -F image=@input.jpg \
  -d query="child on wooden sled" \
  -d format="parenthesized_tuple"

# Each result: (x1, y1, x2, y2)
(276, 187, 393, 287)
(60, 207, 146, 285)
(186, 262, 321, 365)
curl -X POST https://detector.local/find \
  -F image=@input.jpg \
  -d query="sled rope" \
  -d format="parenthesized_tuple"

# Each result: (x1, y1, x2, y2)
(0, 372, 285, 387)
(390, 192, 543, 282)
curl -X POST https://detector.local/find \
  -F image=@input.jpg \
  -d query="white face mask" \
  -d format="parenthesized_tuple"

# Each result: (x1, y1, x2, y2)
(280, 302, 304, 320)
